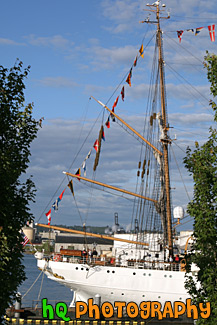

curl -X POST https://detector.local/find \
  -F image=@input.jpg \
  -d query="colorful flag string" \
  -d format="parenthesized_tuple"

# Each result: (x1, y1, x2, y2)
(104, 42, 144, 129)
(43, 41, 146, 225)
(176, 24, 215, 43)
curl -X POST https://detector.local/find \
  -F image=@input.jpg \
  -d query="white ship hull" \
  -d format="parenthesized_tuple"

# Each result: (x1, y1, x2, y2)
(37, 259, 190, 305)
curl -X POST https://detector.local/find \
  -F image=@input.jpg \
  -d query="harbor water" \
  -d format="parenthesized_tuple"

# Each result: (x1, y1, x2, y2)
(18, 254, 73, 308)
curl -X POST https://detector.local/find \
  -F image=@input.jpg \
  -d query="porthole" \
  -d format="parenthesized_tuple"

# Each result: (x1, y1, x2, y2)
(111, 292, 114, 294)
(158, 296, 161, 299)
(148, 274, 151, 276)
(133, 272, 136, 275)
(81, 268, 84, 270)
(121, 293, 124, 296)
(75, 267, 78, 270)
(164, 275, 167, 277)
(142, 295, 145, 297)
(169, 275, 172, 278)
(107, 270, 110, 273)
(143, 273, 146, 276)
(112, 270, 115, 273)
(179, 297, 182, 300)
(86, 269, 89, 271)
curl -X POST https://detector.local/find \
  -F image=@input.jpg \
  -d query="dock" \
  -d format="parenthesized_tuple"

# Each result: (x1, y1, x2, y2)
(5, 306, 195, 324)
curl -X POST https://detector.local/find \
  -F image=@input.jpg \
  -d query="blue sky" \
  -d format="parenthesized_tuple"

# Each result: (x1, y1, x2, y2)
(2, 0, 217, 231)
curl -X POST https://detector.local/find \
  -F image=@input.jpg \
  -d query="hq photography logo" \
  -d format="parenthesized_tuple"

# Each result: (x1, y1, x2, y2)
(42, 298, 211, 321)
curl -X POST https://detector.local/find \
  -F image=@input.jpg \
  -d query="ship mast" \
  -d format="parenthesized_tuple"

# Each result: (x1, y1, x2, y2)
(65, 2, 173, 258)
(157, 4, 173, 257)
(143, 2, 173, 256)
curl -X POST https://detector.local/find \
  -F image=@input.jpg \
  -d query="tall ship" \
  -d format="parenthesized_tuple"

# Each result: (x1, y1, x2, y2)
(36, 1, 198, 306)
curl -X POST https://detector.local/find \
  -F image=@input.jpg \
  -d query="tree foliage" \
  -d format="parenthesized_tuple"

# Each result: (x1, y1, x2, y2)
(184, 53, 217, 324)
(0, 60, 39, 320)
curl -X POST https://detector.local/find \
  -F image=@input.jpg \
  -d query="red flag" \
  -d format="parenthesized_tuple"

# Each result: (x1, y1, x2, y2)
(105, 117, 110, 128)
(75, 168, 81, 181)
(134, 55, 137, 67)
(112, 96, 119, 109)
(177, 30, 184, 43)
(45, 209, 51, 225)
(121, 86, 125, 101)
(208, 25, 215, 42)
(59, 189, 65, 201)
(126, 73, 131, 87)
(93, 139, 99, 152)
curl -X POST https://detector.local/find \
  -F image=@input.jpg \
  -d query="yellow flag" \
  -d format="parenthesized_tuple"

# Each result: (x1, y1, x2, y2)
(139, 44, 144, 58)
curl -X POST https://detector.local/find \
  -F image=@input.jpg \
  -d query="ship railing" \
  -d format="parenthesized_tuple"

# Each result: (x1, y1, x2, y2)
(127, 259, 183, 271)
(50, 255, 184, 271)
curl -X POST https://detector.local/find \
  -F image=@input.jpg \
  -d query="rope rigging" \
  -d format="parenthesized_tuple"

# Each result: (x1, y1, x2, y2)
(36, 99, 104, 224)
(171, 145, 191, 202)
(22, 269, 44, 300)
(35, 11, 211, 247)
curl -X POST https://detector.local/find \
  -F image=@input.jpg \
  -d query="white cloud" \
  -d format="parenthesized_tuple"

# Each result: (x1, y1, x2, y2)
(166, 0, 214, 18)
(26, 34, 74, 49)
(100, 0, 217, 39)
(38, 76, 79, 88)
(169, 112, 213, 126)
(101, 0, 141, 33)
(88, 44, 138, 69)
(124, 82, 210, 107)
(84, 84, 111, 95)
(0, 38, 25, 46)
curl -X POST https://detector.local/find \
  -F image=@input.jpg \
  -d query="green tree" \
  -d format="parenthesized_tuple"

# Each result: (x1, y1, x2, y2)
(0, 60, 39, 320)
(184, 53, 217, 324)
